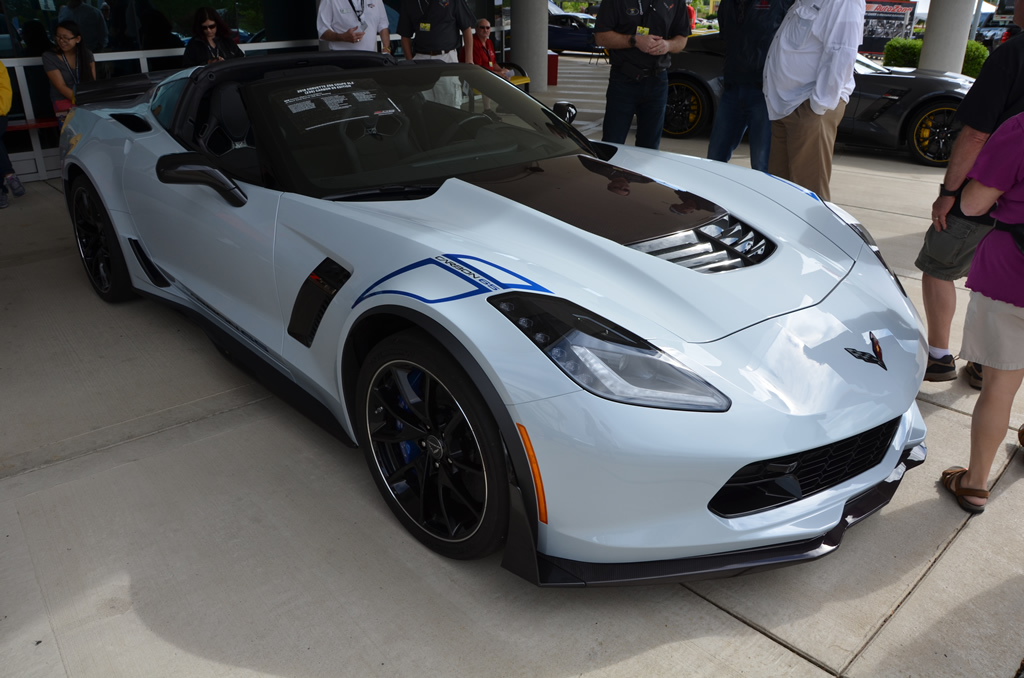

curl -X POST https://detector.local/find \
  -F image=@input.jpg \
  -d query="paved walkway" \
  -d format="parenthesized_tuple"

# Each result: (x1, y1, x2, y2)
(2, 56, 1023, 678)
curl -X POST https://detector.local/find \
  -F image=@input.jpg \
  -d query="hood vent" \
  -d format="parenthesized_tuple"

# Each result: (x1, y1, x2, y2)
(629, 213, 776, 273)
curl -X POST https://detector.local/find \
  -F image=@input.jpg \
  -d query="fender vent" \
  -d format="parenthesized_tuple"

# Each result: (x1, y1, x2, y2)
(288, 258, 352, 347)
(629, 215, 775, 273)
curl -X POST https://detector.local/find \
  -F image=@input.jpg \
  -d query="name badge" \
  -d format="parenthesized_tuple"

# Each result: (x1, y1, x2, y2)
(636, 26, 650, 35)
(420, 22, 431, 31)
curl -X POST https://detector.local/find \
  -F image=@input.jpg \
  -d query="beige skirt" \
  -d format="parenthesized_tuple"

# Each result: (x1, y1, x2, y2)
(960, 291, 1024, 371)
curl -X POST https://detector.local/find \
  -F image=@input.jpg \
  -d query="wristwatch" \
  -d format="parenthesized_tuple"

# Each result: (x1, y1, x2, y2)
(938, 184, 958, 197)
(629, 35, 636, 48)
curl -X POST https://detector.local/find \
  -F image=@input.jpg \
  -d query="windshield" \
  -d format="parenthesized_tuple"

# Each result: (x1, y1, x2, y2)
(243, 63, 592, 198)
(854, 54, 888, 74)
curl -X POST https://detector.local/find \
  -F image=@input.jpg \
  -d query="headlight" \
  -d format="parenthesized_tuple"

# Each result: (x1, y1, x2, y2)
(489, 293, 731, 412)
(826, 202, 908, 298)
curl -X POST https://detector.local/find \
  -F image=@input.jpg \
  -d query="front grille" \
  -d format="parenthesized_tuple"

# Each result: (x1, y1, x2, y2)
(708, 417, 901, 518)
(629, 214, 776, 273)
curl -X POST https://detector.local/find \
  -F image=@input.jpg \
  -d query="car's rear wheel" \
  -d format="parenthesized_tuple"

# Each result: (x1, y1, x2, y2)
(70, 175, 135, 302)
(663, 76, 710, 138)
(907, 102, 961, 167)
(357, 330, 509, 559)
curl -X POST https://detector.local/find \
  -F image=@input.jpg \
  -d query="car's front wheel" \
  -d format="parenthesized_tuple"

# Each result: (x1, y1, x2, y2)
(70, 175, 135, 302)
(356, 330, 509, 559)
(907, 102, 961, 167)
(663, 76, 710, 138)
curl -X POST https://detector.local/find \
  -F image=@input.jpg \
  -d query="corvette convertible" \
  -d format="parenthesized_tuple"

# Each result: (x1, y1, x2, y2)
(663, 32, 974, 167)
(61, 52, 927, 587)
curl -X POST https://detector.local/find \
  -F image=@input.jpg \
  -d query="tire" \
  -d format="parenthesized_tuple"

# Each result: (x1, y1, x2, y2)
(663, 76, 711, 139)
(906, 102, 962, 167)
(70, 176, 135, 302)
(356, 329, 509, 560)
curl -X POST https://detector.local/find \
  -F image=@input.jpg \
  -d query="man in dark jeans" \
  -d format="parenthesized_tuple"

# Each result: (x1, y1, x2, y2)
(706, 0, 793, 171)
(1, 60, 27, 210)
(595, 0, 690, 150)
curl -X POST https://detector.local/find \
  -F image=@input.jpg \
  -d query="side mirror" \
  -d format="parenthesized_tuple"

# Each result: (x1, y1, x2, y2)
(156, 152, 248, 207)
(552, 101, 577, 124)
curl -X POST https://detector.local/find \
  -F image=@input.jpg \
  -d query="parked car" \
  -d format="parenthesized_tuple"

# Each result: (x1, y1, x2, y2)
(548, 9, 600, 53)
(61, 52, 926, 587)
(663, 32, 974, 166)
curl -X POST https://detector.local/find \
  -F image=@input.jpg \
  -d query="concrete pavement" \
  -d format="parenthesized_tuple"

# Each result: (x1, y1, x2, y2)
(1, 56, 1023, 677)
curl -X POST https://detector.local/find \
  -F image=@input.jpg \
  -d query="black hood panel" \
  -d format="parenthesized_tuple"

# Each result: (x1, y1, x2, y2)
(458, 155, 727, 245)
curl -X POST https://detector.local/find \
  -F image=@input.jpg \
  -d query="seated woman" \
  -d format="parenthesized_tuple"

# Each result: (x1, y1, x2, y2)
(471, 20, 513, 80)
(43, 20, 96, 122)
(182, 8, 244, 67)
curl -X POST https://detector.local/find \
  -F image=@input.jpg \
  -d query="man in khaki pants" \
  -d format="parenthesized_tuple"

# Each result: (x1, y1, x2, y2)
(762, 0, 864, 201)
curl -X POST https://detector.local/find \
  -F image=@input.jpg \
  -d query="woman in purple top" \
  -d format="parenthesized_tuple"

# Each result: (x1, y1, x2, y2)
(940, 111, 1024, 513)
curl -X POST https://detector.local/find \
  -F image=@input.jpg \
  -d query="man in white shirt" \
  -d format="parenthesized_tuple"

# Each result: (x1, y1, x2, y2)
(762, 0, 864, 201)
(318, 0, 391, 52)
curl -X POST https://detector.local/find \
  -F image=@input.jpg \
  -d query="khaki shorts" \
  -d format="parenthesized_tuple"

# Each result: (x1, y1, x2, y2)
(959, 291, 1024, 370)
(914, 213, 993, 281)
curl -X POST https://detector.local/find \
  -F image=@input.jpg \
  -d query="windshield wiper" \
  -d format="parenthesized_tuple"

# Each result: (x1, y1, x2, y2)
(326, 183, 442, 201)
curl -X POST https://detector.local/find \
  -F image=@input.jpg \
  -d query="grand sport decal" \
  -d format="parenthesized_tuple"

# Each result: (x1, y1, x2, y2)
(353, 255, 550, 307)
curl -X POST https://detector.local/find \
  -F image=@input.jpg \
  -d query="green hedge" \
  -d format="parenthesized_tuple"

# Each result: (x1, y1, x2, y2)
(882, 37, 988, 78)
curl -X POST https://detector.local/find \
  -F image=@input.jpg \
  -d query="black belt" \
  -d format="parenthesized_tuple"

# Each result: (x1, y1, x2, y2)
(421, 49, 452, 55)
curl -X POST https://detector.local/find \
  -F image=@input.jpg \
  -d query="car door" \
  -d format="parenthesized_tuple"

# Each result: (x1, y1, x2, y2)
(122, 135, 286, 358)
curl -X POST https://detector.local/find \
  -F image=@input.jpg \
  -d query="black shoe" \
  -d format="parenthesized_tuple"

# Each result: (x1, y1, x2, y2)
(964, 361, 983, 390)
(924, 354, 957, 381)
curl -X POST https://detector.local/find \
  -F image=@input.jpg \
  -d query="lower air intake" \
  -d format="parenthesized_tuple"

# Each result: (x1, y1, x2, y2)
(709, 417, 902, 517)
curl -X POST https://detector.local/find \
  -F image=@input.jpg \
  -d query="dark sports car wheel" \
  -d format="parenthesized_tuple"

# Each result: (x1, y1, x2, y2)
(907, 102, 962, 167)
(70, 176, 135, 302)
(663, 76, 710, 138)
(357, 330, 509, 559)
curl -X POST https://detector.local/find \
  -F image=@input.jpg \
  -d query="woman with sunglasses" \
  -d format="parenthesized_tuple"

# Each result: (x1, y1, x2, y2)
(182, 8, 244, 67)
(42, 20, 96, 121)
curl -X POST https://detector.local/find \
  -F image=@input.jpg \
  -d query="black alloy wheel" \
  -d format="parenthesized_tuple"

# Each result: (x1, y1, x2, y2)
(907, 102, 962, 167)
(70, 176, 135, 302)
(663, 76, 710, 138)
(357, 330, 509, 559)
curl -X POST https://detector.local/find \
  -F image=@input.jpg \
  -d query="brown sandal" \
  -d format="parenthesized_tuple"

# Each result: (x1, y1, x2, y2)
(940, 467, 988, 514)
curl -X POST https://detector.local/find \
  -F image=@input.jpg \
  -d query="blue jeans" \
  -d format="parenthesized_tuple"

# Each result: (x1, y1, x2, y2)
(602, 69, 669, 150)
(0, 116, 12, 194)
(706, 84, 772, 171)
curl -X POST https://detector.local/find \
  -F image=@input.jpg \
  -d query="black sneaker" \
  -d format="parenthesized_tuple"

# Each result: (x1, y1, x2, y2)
(964, 361, 983, 390)
(924, 354, 957, 381)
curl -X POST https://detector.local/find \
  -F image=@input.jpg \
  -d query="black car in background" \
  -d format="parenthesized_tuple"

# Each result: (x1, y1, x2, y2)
(663, 32, 974, 166)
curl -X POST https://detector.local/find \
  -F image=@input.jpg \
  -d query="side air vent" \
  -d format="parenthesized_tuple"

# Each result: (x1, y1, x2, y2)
(110, 114, 152, 133)
(629, 214, 776, 273)
(288, 258, 352, 347)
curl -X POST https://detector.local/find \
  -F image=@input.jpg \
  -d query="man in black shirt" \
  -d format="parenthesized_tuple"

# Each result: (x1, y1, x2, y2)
(398, 0, 474, 65)
(916, 4, 1024, 388)
(706, 0, 793, 170)
(595, 0, 690, 149)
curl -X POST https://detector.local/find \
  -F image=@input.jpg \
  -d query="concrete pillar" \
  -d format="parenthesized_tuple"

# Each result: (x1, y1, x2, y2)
(919, 0, 975, 73)
(511, 0, 548, 93)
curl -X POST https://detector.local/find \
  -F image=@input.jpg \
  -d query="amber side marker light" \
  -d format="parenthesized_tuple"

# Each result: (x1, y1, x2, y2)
(516, 423, 548, 524)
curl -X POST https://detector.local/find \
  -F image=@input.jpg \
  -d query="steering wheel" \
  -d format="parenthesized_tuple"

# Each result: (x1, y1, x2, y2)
(436, 114, 491, 147)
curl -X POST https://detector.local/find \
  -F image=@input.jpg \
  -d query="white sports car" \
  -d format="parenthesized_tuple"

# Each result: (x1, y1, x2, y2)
(61, 52, 927, 587)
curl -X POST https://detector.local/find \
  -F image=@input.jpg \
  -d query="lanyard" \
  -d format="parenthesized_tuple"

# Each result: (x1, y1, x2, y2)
(60, 51, 80, 85)
(348, 0, 365, 20)
(208, 41, 221, 60)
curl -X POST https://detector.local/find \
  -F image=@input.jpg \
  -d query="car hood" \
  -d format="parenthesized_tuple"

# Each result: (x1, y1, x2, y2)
(886, 66, 974, 89)
(342, 154, 856, 343)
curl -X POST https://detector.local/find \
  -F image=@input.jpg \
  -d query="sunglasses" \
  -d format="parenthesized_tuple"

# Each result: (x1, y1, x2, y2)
(478, 25, 491, 29)
(202, 23, 217, 30)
